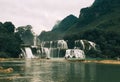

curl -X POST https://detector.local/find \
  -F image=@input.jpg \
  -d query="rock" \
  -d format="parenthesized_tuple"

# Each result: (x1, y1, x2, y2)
(0, 67, 13, 73)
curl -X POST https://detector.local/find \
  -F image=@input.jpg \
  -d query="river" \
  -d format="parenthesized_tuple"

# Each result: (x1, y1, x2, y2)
(0, 58, 120, 82)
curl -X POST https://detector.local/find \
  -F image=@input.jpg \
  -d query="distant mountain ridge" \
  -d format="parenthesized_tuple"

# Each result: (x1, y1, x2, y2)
(39, 0, 120, 40)
(38, 0, 120, 58)
(39, 14, 78, 40)
(52, 14, 78, 32)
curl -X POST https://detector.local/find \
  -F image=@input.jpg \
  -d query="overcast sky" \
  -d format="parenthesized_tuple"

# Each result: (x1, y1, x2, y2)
(0, 0, 94, 35)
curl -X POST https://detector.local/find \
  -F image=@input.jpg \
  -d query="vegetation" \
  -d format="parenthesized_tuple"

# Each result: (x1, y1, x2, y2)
(64, 29, 120, 58)
(0, 22, 35, 58)
(38, 14, 78, 41)
(16, 25, 34, 45)
(39, 0, 120, 58)
(0, 22, 21, 58)
(0, 0, 120, 59)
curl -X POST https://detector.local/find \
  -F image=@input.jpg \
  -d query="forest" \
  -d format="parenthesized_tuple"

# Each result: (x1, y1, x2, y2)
(0, 22, 34, 58)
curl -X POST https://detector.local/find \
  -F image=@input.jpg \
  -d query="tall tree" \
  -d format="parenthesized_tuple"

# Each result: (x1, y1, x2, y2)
(3, 22, 15, 33)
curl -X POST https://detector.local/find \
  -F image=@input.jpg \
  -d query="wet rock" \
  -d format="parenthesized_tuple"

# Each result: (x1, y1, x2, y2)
(0, 67, 13, 73)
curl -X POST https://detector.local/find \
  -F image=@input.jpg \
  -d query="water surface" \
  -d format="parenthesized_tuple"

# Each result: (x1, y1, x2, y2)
(0, 58, 120, 82)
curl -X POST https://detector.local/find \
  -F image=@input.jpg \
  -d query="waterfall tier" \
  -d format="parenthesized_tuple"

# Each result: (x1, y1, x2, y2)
(74, 40, 97, 50)
(25, 47, 34, 58)
(20, 47, 35, 58)
(65, 49, 85, 59)
(20, 39, 99, 59)
(41, 40, 68, 49)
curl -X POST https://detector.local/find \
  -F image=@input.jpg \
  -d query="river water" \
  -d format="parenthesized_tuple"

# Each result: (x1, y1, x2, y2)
(0, 58, 120, 82)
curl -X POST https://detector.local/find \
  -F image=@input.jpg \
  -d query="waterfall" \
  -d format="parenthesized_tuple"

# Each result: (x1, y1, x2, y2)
(57, 40, 68, 49)
(25, 47, 34, 58)
(20, 39, 98, 59)
(41, 47, 50, 59)
(80, 40, 85, 50)
(74, 40, 85, 49)
(74, 40, 97, 51)
(57, 40, 68, 58)
(19, 48, 26, 58)
(88, 41, 96, 50)
(33, 35, 37, 46)
(65, 49, 85, 59)
(40, 40, 68, 58)
(74, 49, 85, 58)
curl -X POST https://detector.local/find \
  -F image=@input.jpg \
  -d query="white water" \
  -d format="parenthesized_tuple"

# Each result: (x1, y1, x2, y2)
(41, 47, 50, 58)
(25, 47, 34, 58)
(33, 35, 37, 46)
(44, 48, 50, 58)
(20, 48, 26, 58)
(41, 40, 68, 49)
(28, 38, 96, 58)
(80, 40, 85, 50)
(75, 40, 97, 51)
(65, 49, 85, 59)
(57, 40, 68, 49)
(88, 41, 96, 50)
(40, 40, 68, 58)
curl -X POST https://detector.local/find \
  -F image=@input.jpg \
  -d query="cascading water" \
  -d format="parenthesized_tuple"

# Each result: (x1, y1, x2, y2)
(22, 35, 40, 59)
(20, 37, 98, 59)
(33, 35, 37, 46)
(57, 40, 68, 58)
(65, 49, 85, 59)
(24, 47, 34, 58)
(41, 47, 50, 59)
(88, 41, 96, 50)
(74, 40, 97, 51)
(80, 40, 85, 50)
(40, 40, 68, 58)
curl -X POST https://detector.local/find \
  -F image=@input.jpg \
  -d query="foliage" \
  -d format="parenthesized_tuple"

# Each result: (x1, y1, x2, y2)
(38, 15, 78, 40)
(64, 29, 120, 58)
(52, 14, 78, 32)
(16, 25, 34, 45)
(34, 0, 120, 58)
(0, 22, 21, 58)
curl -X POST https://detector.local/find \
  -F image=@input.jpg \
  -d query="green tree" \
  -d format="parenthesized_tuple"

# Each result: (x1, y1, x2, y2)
(0, 21, 21, 58)
(16, 25, 34, 45)
(3, 22, 15, 33)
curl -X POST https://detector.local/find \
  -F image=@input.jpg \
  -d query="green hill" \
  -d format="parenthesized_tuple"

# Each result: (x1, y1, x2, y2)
(39, 14, 78, 40)
(52, 14, 78, 32)
(39, 0, 120, 58)
(65, 0, 120, 34)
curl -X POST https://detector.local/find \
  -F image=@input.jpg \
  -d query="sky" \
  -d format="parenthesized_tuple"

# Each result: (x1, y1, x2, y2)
(0, 0, 94, 35)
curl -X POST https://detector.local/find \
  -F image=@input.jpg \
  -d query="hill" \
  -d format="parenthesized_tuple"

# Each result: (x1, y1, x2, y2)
(39, 15, 78, 40)
(65, 0, 120, 34)
(39, 0, 120, 58)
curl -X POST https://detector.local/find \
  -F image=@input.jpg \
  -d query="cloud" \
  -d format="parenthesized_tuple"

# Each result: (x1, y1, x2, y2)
(0, 0, 94, 35)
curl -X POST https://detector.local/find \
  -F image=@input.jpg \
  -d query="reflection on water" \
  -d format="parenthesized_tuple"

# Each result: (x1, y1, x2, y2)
(0, 59, 120, 82)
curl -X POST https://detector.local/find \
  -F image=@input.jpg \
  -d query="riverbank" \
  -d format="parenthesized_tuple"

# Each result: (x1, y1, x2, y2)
(0, 66, 13, 73)
(0, 58, 120, 65)
(83, 60, 120, 64)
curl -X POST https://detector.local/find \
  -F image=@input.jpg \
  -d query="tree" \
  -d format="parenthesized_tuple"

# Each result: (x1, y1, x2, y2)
(3, 22, 15, 33)
(0, 21, 21, 58)
(16, 25, 34, 45)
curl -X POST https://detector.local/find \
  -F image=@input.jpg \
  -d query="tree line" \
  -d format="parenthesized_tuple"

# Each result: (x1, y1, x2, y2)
(63, 29, 120, 58)
(0, 22, 34, 58)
